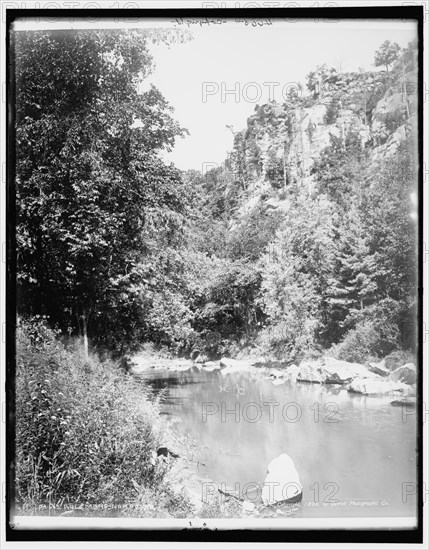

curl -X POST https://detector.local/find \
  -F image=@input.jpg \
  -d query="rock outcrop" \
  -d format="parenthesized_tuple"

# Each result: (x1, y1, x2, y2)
(319, 357, 372, 384)
(195, 353, 209, 364)
(220, 50, 417, 248)
(297, 357, 373, 385)
(296, 360, 325, 383)
(202, 361, 221, 372)
(390, 396, 416, 408)
(389, 363, 417, 385)
(285, 364, 300, 381)
(368, 359, 390, 377)
(219, 357, 254, 375)
(348, 377, 409, 396)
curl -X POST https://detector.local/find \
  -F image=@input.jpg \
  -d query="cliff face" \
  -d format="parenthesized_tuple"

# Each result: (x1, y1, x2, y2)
(224, 50, 417, 226)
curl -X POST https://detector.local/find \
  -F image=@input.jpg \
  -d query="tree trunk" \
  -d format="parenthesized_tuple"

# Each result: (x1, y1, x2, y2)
(283, 142, 287, 189)
(339, 98, 346, 150)
(82, 308, 89, 359)
(402, 59, 410, 121)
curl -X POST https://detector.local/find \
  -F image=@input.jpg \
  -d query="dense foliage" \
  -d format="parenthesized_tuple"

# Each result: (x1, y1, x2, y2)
(179, 41, 418, 363)
(15, 318, 192, 516)
(15, 29, 191, 355)
(15, 33, 417, 363)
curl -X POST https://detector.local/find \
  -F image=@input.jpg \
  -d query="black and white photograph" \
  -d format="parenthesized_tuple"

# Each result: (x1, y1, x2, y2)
(1, 2, 427, 547)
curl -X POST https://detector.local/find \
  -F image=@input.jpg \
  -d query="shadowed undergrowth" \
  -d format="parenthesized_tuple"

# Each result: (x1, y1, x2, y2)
(15, 318, 193, 518)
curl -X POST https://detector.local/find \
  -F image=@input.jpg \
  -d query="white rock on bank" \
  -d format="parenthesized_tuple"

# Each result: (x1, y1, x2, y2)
(220, 358, 253, 375)
(261, 454, 302, 505)
(296, 357, 375, 385)
(348, 377, 409, 395)
(269, 368, 286, 379)
(130, 355, 164, 373)
(320, 357, 373, 384)
(296, 360, 324, 383)
(202, 361, 221, 372)
(285, 364, 300, 381)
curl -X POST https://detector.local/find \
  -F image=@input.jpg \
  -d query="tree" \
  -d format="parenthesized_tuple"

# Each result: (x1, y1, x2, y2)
(361, 139, 417, 310)
(311, 131, 367, 209)
(305, 64, 336, 96)
(324, 206, 377, 342)
(374, 40, 401, 73)
(259, 196, 337, 358)
(15, 28, 191, 355)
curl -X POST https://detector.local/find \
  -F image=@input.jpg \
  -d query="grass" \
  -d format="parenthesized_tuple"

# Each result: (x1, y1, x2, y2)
(14, 318, 193, 518)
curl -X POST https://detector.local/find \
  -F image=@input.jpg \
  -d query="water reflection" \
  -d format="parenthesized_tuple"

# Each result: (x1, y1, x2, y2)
(136, 368, 417, 518)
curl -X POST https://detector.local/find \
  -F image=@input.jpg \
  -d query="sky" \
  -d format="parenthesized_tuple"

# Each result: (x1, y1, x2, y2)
(13, 16, 418, 172)
(145, 20, 417, 171)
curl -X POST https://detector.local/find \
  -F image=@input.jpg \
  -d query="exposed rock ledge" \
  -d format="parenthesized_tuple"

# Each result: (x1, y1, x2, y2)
(131, 351, 416, 398)
(348, 377, 409, 396)
(296, 357, 374, 385)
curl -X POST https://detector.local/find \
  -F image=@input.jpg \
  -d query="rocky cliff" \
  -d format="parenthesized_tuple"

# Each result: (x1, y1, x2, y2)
(222, 48, 418, 228)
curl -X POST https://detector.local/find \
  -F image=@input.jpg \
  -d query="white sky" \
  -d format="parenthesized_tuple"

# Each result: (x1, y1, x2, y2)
(146, 21, 417, 171)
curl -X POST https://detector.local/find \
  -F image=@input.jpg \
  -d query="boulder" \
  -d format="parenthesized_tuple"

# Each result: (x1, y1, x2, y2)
(390, 363, 417, 385)
(195, 353, 209, 364)
(286, 364, 300, 381)
(157, 447, 180, 459)
(130, 354, 165, 373)
(261, 454, 302, 505)
(220, 358, 253, 375)
(296, 360, 324, 383)
(202, 361, 221, 372)
(241, 355, 266, 367)
(390, 397, 416, 408)
(297, 358, 373, 385)
(319, 357, 372, 384)
(171, 361, 193, 372)
(269, 368, 286, 379)
(348, 377, 409, 395)
(384, 351, 414, 372)
(368, 359, 390, 377)
(407, 385, 417, 397)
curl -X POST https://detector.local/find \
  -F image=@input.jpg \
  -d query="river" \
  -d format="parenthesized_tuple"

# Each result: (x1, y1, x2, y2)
(135, 365, 417, 519)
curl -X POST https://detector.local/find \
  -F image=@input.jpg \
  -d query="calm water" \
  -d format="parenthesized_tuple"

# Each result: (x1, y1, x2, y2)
(136, 367, 417, 519)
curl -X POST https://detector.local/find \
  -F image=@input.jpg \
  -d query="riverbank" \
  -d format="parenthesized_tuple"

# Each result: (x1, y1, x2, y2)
(133, 350, 417, 518)
(14, 322, 288, 520)
(130, 349, 417, 402)
(15, 319, 416, 520)
(130, 347, 417, 517)
(15, 320, 196, 518)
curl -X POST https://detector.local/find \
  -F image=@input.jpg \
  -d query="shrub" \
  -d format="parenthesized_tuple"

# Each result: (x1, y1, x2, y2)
(15, 318, 193, 517)
(323, 100, 340, 124)
(265, 155, 285, 189)
(330, 316, 400, 364)
(256, 318, 319, 364)
(383, 349, 416, 371)
(379, 108, 407, 134)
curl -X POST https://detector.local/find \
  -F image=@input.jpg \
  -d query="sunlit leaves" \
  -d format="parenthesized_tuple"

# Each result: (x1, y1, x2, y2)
(15, 28, 191, 351)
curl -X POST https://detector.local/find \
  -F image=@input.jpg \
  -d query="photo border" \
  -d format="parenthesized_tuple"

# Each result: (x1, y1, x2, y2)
(4, 4, 425, 544)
